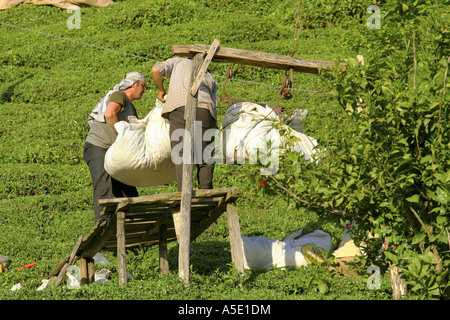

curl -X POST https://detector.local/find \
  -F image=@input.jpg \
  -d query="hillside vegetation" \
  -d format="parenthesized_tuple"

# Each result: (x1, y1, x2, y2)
(0, 0, 448, 301)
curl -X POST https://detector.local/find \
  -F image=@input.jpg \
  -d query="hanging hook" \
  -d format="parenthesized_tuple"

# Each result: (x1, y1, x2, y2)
(282, 68, 294, 100)
(220, 67, 237, 108)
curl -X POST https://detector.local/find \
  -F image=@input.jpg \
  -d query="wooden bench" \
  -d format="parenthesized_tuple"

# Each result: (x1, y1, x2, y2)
(48, 187, 243, 286)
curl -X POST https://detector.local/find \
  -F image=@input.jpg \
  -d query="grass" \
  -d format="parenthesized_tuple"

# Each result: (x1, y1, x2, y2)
(0, 0, 397, 303)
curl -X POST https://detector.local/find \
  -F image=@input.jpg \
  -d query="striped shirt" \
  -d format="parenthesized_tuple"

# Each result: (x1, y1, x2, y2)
(154, 57, 218, 120)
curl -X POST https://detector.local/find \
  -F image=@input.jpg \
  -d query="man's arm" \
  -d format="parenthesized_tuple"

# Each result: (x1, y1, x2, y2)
(152, 66, 167, 102)
(104, 101, 122, 132)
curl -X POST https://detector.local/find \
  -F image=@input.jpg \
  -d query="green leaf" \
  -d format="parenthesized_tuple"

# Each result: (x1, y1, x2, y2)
(406, 194, 420, 203)
(318, 282, 329, 294)
(355, 190, 365, 201)
(383, 251, 398, 264)
(436, 216, 447, 225)
(305, 276, 314, 289)
(412, 232, 427, 245)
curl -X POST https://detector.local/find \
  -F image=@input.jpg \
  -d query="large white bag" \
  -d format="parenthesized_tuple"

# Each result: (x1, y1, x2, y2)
(220, 102, 320, 165)
(104, 99, 176, 187)
(241, 229, 332, 270)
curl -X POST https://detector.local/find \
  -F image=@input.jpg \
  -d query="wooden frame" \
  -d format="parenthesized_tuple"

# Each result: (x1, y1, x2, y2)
(172, 43, 342, 74)
(49, 39, 340, 287)
(48, 187, 243, 286)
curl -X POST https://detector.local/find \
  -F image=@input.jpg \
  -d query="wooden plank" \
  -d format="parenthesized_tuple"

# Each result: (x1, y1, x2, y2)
(140, 206, 178, 243)
(172, 211, 181, 244)
(49, 254, 69, 278)
(117, 210, 127, 286)
(80, 212, 118, 259)
(173, 44, 339, 74)
(98, 187, 239, 207)
(227, 204, 244, 275)
(189, 39, 220, 96)
(191, 199, 223, 241)
(98, 193, 181, 208)
(54, 236, 82, 286)
(159, 224, 169, 275)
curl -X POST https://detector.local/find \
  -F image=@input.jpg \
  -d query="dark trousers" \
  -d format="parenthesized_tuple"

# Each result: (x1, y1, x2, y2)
(83, 141, 139, 221)
(169, 107, 216, 191)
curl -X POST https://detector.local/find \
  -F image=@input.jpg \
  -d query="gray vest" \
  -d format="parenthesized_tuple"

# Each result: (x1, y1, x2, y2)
(85, 91, 137, 149)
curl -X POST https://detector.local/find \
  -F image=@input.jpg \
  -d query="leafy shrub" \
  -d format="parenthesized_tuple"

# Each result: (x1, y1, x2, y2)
(252, 0, 449, 298)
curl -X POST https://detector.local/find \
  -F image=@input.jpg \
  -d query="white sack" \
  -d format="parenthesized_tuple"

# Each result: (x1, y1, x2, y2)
(104, 99, 176, 187)
(332, 221, 363, 258)
(220, 102, 319, 164)
(241, 229, 332, 270)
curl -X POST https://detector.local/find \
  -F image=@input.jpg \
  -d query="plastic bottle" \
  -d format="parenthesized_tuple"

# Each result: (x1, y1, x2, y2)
(0, 255, 12, 272)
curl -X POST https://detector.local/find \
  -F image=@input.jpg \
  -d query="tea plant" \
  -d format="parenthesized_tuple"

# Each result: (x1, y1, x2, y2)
(249, 0, 449, 299)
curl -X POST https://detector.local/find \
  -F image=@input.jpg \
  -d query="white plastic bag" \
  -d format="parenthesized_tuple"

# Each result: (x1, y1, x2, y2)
(66, 265, 81, 289)
(241, 229, 332, 270)
(104, 99, 176, 187)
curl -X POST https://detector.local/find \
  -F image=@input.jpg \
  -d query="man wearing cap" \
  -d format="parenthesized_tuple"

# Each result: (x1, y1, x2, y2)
(84, 71, 146, 221)
(151, 57, 218, 191)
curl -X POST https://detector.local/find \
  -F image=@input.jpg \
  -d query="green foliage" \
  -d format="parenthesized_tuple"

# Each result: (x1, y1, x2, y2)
(1, 0, 445, 301)
(249, 0, 449, 298)
(288, 0, 373, 29)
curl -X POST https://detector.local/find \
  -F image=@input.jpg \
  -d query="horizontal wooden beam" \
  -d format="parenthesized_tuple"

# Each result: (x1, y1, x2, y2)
(98, 187, 241, 207)
(172, 44, 340, 74)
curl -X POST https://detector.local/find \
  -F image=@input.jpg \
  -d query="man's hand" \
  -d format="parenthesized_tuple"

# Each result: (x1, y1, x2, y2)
(157, 89, 166, 102)
(152, 66, 166, 102)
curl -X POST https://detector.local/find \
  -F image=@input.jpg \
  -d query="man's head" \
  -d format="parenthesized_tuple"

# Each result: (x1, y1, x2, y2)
(118, 71, 147, 101)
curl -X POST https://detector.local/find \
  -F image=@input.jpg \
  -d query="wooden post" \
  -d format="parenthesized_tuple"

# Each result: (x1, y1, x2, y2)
(189, 39, 220, 96)
(79, 257, 88, 286)
(159, 224, 169, 275)
(226, 204, 244, 275)
(117, 210, 127, 286)
(88, 258, 95, 284)
(390, 265, 407, 300)
(179, 39, 220, 284)
(178, 52, 202, 284)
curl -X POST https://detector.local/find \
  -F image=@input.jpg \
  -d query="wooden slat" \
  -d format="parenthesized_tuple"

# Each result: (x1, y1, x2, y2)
(50, 187, 242, 286)
(54, 236, 82, 286)
(98, 187, 239, 207)
(189, 39, 220, 96)
(172, 44, 339, 74)
(227, 204, 244, 275)
(80, 209, 118, 259)
(117, 210, 127, 286)
(159, 224, 169, 275)
(49, 254, 69, 278)
(140, 206, 178, 243)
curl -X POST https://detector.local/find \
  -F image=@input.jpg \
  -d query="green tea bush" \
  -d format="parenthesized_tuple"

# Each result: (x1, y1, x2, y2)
(251, 0, 449, 299)
(2, 0, 434, 300)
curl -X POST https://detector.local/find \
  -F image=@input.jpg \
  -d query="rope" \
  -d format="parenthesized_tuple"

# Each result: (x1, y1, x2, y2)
(0, 21, 331, 94)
